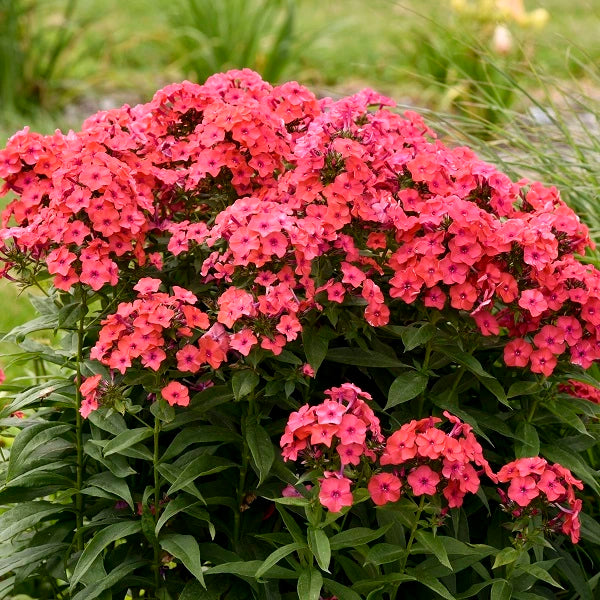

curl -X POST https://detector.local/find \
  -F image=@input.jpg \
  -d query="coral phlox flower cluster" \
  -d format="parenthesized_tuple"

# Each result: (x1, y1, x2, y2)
(558, 379, 600, 404)
(497, 456, 583, 542)
(2, 70, 600, 378)
(374, 411, 497, 508)
(90, 278, 216, 375)
(280, 383, 383, 513)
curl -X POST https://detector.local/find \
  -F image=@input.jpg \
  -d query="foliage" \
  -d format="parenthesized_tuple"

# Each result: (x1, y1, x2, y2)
(0, 0, 89, 120)
(396, 0, 549, 129)
(169, 0, 304, 84)
(0, 70, 598, 599)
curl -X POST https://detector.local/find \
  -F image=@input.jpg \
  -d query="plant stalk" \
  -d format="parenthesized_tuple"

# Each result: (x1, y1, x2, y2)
(153, 414, 162, 596)
(399, 496, 426, 574)
(74, 286, 86, 552)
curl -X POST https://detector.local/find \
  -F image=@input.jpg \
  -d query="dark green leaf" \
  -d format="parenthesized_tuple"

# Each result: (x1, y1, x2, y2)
(71, 521, 141, 587)
(516, 564, 563, 589)
(580, 512, 600, 545)
(492, 547, 520, 569)
(386, 372, 428, 409)
(514, 422, 540, 458)
(179, 580, 219, 600)
(323, 579, 362, 600)
(103, 427, 153, 457)
(2, 380, 74, 416)
(255, 542, 306, 579)
(0, 543, 67, 577)
(166, 455, 235, 496)
(416, 575, 457, 600)
(232, 370, 260, 401)
(303, 325, 333, 373)
(308, 528, 331, 572)
(507, 381, 541, 398)
(160, 534, 205, 586)
(326, 348, 408, 368)
(245, 419, 274, 486)
(83, 472, 133, 510)
(401, 323, 436, 351)
(329, 525, 392, 551)
(205, 560, 295, 579)
(490, 580, 512, 600)
(0, 502, 65, 542)
(150, 398, 175, 423)
(72, 558, 146, 600)
(160, 426, 240, 463)
(414, 531, 452, 570)
(541, 445, 600, 494)
(297, 568, 323, 600)
(155, 496, 205, 536)
(365, 543, 406, 566)
(7, 422, 72, 480)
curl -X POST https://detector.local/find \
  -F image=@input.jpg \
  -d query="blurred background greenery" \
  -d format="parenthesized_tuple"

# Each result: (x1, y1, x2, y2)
(1, 0, 599, 369)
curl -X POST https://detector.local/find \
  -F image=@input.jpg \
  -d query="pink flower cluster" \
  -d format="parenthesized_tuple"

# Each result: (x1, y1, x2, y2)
(373, 412, 497, 508)
(90, 278, 215, 374)
(2, 69, 600, 379)
(280, 383, 383, 465)
(559, 379, 600, 404)
(497, 457, 583, 542)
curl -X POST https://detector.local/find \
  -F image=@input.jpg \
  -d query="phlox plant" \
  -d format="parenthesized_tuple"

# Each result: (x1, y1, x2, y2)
(0, 69, 599, 599)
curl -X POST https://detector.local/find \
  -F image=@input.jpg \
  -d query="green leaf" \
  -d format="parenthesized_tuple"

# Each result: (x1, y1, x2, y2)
(245, 419, 274, 486)
(491, 580, 512, 600)
(580, 512, 600, 545)
(7, 422, 72, 480)
(166, 455, 235, 496)
(416, 575, 457, 600)
(0, 543, 67, 578)
(414, 531, 452, 570)
(2, 380, 74, 416)
(435, 346, 508, 405)
(160, 426, 240, 463)
(308, 528, 331, 572)
(103, 427, 153, 457)
(326, 347, 408, 368)
(541, 445, 600, 495)
(3, 314, 59, 343)
(547, 403, 589, 435)
(72, 558, 146, 600)
(155, 495, 209, 536)
(83, 472, 133, 510)
(232, 370, 260, 401)
(71, 521, 142, 587)
(160, 534, 205, 586)
(179, 580, 219, 600)
(492, 547, 520, 569)
(507, 381, 541, 398)
(255, 542, 306, 579)
(401, 323, 436, 351)
(365, 543, 406, 566)
(297, 568, 323, 600)
(150, 398, 175, 423)
(516, 564, 563, 589)
(0, 502, 65, 542)
(205, 560, 295, 579)
(386, 372, 428, 409)
(275, 505, 306, 547)
(514, 422, 540, 458)
(323, 579, 362, 600)
(303, 325, 334, 373)
(329, 525, 392, 551)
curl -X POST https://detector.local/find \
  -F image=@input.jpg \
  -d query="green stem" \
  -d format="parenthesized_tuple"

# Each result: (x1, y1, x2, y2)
(527, 396, 540, 423)
(153, 414, 162, 596)
(234, 405, 250, 547)
(74, 286, 86, 553)
(399, 496, 426, 574)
